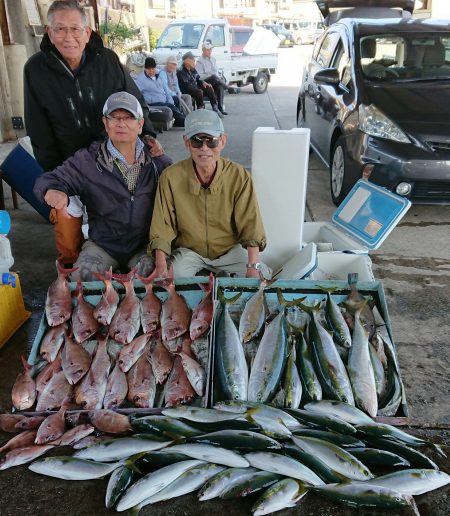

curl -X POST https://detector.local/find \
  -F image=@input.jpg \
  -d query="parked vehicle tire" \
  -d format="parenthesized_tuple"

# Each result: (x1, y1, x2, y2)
(330, 136, 353, 206)
(253, 72, 268, 94)
(296, 36, 303, 45)
(297, 100, 305, 127)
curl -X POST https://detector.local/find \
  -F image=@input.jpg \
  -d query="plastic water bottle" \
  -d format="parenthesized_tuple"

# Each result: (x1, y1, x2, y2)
(0, 210, 15, 287)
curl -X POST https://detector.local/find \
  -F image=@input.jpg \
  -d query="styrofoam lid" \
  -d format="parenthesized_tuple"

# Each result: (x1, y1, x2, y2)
(275, 243, 317, 280)
(0, 210, 11, 234)
(332, 180, 411, 250)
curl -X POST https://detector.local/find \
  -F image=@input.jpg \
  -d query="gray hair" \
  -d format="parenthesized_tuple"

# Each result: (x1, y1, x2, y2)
(47, 1, 88, 27)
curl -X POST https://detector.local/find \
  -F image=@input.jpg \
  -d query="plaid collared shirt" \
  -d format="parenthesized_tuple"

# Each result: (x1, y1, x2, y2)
(107, 138, 145, 194)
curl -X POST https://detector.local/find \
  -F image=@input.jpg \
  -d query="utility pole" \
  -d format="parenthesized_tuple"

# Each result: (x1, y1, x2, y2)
(0, 0, 15, 141)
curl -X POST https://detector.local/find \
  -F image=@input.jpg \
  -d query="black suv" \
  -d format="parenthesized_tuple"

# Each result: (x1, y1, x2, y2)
(297, 0, 450, 205)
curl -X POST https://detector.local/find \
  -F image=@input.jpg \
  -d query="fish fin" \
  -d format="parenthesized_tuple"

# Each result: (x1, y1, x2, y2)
(295, 300, 320, 314)
(217, 288, 242, 305)
(56, 260, 78, 277)
(348, 272, 359, 286)
(431, 442, 447, 459)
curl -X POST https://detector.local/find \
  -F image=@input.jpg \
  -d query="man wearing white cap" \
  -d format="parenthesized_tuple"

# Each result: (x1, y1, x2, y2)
(158, 55, 193, 115)
(196, 42, 228, 115)
(149, 110, 271, 279)
(34, 92, 172, 281)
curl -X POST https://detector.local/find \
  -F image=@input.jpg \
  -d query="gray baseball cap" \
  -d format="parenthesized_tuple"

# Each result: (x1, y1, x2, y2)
(103, 91, 143, 119)
(184, 109, 224, 139)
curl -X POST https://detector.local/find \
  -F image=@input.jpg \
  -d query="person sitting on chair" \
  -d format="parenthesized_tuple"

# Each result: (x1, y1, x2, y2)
(134, 57, 185, 127)
(177, 52, 224, 118)
(196, 43, 228, 115)
(158, 55, 193, 115)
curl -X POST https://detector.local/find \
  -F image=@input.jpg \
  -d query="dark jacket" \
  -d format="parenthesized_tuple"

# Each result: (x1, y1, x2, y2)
(24, 32, 156, 172)
(177, 65, 203, 93)
(33, 140, 172, 264)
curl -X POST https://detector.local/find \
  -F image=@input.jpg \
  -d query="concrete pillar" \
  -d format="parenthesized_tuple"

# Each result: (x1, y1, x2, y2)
(7, 0, 40, 56)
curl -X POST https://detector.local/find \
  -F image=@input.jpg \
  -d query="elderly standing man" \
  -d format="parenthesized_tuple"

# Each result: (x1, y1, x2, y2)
(24, 0, 163, 267)
(177, 52, 223, 118)
(33, 92, 172, 282)
(196, 43, 228, 115)
(149, 110, 271, 279)
(134, 57, 185, 127)
(158, 55, 193, 115)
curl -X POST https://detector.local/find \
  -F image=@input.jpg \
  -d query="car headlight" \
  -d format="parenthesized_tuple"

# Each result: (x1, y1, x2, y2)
(358, 104, 410, 143)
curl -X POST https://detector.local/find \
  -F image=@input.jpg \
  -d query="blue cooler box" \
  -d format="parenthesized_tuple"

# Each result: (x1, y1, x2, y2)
(1, 142, 51, 221)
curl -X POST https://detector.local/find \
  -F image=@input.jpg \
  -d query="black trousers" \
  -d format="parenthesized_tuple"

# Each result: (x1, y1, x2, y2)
(203, 74, 226, 110)
(150, 102, 185, 127)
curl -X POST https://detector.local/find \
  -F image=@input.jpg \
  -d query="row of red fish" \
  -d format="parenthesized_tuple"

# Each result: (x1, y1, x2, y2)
(0, 409, 130, 470)
(45, 261, 214, 345)
(11, 332, 207, 412)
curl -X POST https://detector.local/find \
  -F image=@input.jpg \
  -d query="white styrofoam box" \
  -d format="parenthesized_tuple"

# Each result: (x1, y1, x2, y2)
(252, 127, 310, 273)
(275, 243, 317, 280)
(302, 221, 367, 254)
(306, 252, 374, 282)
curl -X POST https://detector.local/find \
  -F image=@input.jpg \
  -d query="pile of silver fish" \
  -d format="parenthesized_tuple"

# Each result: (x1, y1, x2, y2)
(1, 401, 448, 515)
(11, 262, 214, 412)
(214, 274, 404, 418)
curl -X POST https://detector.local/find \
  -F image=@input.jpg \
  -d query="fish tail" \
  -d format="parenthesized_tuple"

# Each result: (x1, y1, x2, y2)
(136, 267, 159, 285)
(92, 266, 114, 282)
(198, 272, 214, 293)
(217, 288, 242, 305)
(316, 285, 337, 295)
(154, 264, 175, 290)
(75, 280, 83, 297)
(277, 289, 307, 308)
(348, 272, 359, 286)
(56, 259, 78, 277)
(20, 355, 31, 371)
(111, 268, 136, 285)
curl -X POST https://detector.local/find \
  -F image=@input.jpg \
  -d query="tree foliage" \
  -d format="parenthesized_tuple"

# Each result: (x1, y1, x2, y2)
(100, 21, 137, 53)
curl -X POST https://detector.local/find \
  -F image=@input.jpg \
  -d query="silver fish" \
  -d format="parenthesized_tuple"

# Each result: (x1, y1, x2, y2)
(29, 456, 123, 480)
(283, 342, 302, 408)
(347, 305, 378, 417)
(215, 292, 248, 400)
(168, 443, 250, 467)
(248, 311, 288, 403)
(252, 478, 308, 516)
(239, 280, 270, 343)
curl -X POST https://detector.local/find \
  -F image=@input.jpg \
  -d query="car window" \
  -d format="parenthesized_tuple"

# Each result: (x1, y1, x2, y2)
(359, 34, 450, 81)
(316, 32, 341, 68)
(158, 23, 204, 49)
(331, 40, 352, 87)
(204, 25, 225, 47)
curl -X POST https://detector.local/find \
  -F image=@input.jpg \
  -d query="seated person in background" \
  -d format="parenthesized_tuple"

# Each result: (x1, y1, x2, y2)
(196, 43, 228, 115)
(134, 57, 185, 127)
(177, 52, 224, 118)
(149, 110, 271, 279)
(34, 92, 172, 281)
(158, 55, 193, 115)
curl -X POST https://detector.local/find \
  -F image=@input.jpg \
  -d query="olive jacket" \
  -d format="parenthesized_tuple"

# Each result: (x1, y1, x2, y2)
(149, 157, 267, 259)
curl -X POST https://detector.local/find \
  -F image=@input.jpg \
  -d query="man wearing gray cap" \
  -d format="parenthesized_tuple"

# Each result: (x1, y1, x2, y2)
(196, 43, 228, 115)
(158, 55, 193, 115)
(34, 92, 172, 281)
(149, 110, 270, 279)
(177, 51, 223, 117)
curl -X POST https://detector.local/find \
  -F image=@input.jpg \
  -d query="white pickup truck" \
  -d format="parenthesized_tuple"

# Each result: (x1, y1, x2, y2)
(152, 19, 280, 94)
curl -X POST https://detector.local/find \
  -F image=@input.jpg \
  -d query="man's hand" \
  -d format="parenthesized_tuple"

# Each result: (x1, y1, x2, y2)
(44, 189, 72, 219)
(246, 267, 260, 279)
(144, 136, 164, 158)
(202, 81, 213, 90)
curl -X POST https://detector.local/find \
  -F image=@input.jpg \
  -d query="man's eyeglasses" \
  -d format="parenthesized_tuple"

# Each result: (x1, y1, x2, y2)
(190, 135, 221, 149)
(106, 115, 139, 126)
(50, 26, 86, 38)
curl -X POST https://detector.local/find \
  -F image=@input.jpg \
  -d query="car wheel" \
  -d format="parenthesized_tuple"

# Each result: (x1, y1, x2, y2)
(330, 136, 353, 206)
(297, 101, 305, 127)
(253, 72, 268, 94)
(296, 36, 302, 45)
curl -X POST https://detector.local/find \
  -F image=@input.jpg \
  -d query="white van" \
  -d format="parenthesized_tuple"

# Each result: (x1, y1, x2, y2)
(279, 20, 324, 45)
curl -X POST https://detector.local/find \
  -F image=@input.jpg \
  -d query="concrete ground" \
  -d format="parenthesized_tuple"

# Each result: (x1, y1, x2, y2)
(0, 46, 449, 515)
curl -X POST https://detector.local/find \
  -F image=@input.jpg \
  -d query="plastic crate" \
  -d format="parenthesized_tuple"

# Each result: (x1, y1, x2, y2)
(0, 273, 31, 349)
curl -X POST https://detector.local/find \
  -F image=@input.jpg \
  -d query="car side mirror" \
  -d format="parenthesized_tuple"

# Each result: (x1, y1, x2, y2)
(314, 68, 340, 86)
